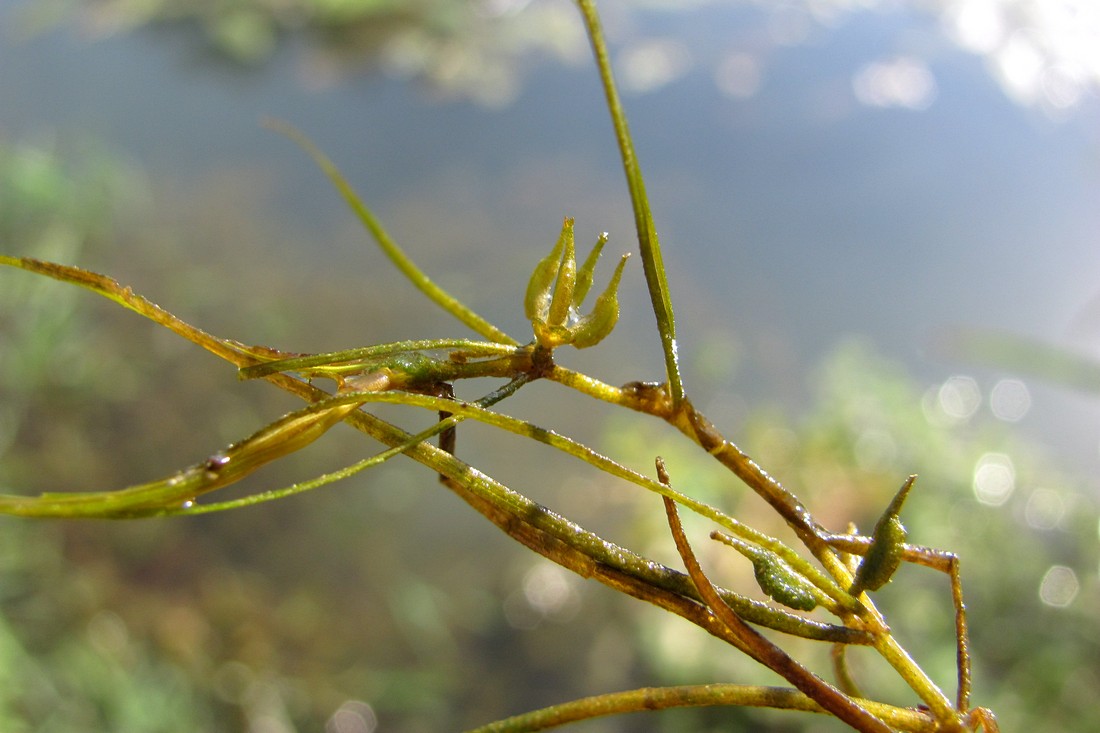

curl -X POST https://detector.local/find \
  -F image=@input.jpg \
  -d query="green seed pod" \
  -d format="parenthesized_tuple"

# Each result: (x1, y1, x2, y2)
(382, 352, 447, 387)
(851, 516, 907, 594)
(714, 532, 818, 612)
(573, 231, 609, 307)
(851, 475, 916, 595)
(569, 253, 629, 349)
(524, 217, 572, 323)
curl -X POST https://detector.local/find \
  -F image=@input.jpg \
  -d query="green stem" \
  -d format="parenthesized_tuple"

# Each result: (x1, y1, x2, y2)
(573, 0, 684, 405)
(332, 390, 864, 635)
(661, 494, 894, 733)
(165, 377, 532, 515)
(872, 631, 958, 724)
(469, 684, 937, 733)
(333, 401, 863, 643)
(238, 339, 521, 379)
(264, 119, 518, 346)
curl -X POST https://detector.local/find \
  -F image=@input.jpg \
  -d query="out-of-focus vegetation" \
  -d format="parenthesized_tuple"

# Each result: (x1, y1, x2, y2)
(1, 139, 1097, 731)
(937, 327, 1100, 395)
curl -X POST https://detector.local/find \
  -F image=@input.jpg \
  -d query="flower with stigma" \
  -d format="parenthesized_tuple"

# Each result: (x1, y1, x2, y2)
(525, 217, 629, 350)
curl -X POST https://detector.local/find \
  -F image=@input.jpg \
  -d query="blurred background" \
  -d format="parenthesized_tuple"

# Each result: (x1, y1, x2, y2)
(1, 0, 1098, 731)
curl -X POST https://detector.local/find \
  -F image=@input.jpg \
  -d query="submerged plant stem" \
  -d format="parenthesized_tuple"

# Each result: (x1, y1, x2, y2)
(659, 478, 894, 733)
(468, 684, 937, 733)
(574, 0, 683, 406)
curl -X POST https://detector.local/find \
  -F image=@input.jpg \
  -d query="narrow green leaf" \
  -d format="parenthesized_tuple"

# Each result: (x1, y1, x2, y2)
(0, 394, 367, 517)
(574, 0, 684, 405)
(264, 119, 518, 346)
(238, 339, 519, 380)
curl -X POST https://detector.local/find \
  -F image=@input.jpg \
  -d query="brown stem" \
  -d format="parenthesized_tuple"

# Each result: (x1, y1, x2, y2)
(658, 461, 894, 733)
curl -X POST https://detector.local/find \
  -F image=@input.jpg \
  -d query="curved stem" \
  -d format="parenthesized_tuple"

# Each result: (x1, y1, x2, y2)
(264, 119, 518, 346)
(238, 339, 522, 379)
(469, 684, 937, 733)
(660, 491, 893, 733)
(326, 391, 865, 641)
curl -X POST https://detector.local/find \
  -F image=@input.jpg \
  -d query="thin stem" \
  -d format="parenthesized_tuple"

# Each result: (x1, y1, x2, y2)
(238, 339, 521, 379)
(544, 368, 838, 555)
(160, 444, 408, 515)
(832, 644, 864, 699)
(871, 624, 957, 723)
(573, 0, 684, 406)
(469, 684, 937, 733)
(327, 390, 866, 641)
(660, 487, 894, 733)
(325, 399, 864, 644)
(163, 376, 532, 515)
(264, 119, 518, 346)
(339, 390, 850, 604)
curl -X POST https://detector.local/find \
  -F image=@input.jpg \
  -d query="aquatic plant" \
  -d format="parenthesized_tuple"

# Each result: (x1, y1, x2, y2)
(0, 1, 1001, 730)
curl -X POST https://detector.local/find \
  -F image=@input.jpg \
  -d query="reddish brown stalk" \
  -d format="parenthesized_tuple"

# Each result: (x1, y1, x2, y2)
(658, 459, 894, 733)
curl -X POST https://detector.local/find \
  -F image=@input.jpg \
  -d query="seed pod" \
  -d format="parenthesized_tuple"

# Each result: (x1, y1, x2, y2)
(524, 217, 572, 323)
(753, 551, 819, 612)
(713, 532, 818, 612)
(569, 253, 629, 349)
(851, 516, 907, 594)
(545, 219, 577, 330)
(851, 475, 916, 595)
